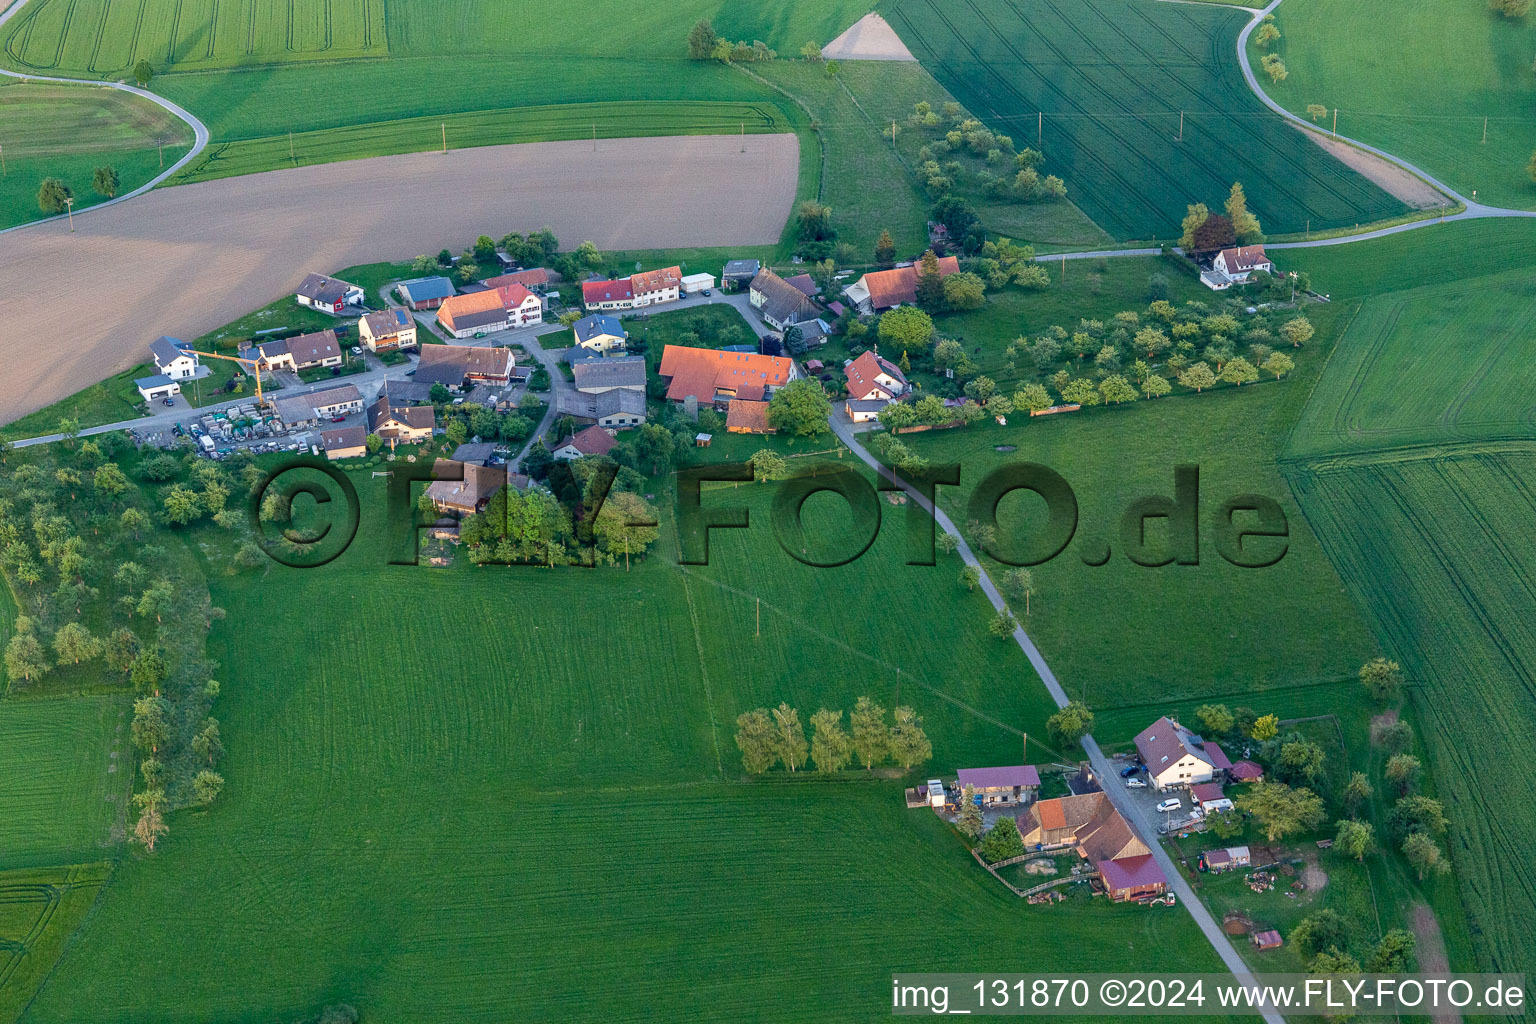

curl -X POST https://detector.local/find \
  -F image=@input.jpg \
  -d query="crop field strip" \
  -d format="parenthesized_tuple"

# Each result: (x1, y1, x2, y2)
(0, 863, 108, 1024)
(882, 0, 1405, 239)
(1285, 449, 1536, 974)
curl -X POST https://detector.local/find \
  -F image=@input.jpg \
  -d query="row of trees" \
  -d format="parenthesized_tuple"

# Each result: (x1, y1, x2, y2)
(1180, 183, 1264, 251)
(734, 697, 932, 774)
(1287, 907, 1416, 977)
(686, 20, 777, 62)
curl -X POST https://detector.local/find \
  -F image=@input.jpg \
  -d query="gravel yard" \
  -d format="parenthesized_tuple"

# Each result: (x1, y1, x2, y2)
(0, 132, 798, 423)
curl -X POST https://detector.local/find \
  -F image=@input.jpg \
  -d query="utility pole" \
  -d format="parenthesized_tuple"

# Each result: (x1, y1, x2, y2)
(1060, 253, 1066, 283)
(1176, 110, 1183, 142)
(158, 140, 164, 168)
(740, 121, 745, 152)
(64, 196, 74, 232)
(0, 143, 5, 176)
(289, 131, 294, 161)
(755, 597, 760, 637)
(890, 119, 897, 146)
(592, 123, 596, 151)
(1332, 108, 1337, 139)
(1038, 111, 1042, 146)
(442, 123, 447, 153)
(1482, 116, 1488, 144)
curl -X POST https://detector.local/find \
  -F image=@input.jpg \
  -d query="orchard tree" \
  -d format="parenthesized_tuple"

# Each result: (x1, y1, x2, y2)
(1251, 713, 1279, 741)
(878, 306, 935, 353)
(4, 632, 50, 683)
(1048, 700, 1094, 743)
(1402, 831, 1449, 879)
(767, 378, 832, 436)
(1385, 753, 1422, 794)
(1255, 21, 1281, 47)
(193, 770, 225, 806)
(1206, 808, 1245, 839)
(134, 802, 167, 851)
(131, 696, 172, 754)
(1262, 351, 1294, 379)
(1343, 772, 1373, 815)
(1014, 382, 1053, 413)
(1237, 780, 1325, 841)
(1291, 909, 1348, 959)
(1221, 357, 1259, 385)
(53, 622, 101, 665)
(1306, 103, 1328, 121)
(988, 611, 1017, 638)
(1142, 374, 1171, 399)
(1388, 795, 1448, 840)
(1261, 53, 1288, 83)
(1334, 818, 1374, 861)
(133, 59, 154, 86)
(1280, 316, 1314, 347)
(1366, 930, 1416, 973)
(1359, 656, 1403, 700)
(1178, 362, 1218, 393)
(1099, 375, 1138, 404)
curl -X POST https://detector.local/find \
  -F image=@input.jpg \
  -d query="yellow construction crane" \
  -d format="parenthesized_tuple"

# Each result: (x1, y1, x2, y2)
(187, 349, 269, 406)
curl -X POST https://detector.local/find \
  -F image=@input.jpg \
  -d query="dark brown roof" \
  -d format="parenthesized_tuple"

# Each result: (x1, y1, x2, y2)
(414, 345, 514, 386)
(286, 329, 341, 365)
(725, 399, 771, 432)
(320, 425, 367, 452)
(556, 425, 617, 456)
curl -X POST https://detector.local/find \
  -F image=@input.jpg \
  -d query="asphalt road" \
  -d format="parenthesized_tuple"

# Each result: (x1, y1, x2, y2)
(828, 412, 1284, 1024)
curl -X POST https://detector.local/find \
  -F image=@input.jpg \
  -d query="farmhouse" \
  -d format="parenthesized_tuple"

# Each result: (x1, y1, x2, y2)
(571, 355, 646, 394)
(1098, 854, 1168, 903)
(436, 284, 542, 338)
(554, 387, 647, 429)
(630, 265, 682, 307)
(581, 266, 683, 310)
(844, 350, 908, 402)
(552, 425, 617, 460)
(845, 398, 887, 423)
(749, 269, 820, 331)
(1202, 845, 1251, 873)
(425, 460, 507, 515)
(722, 259, 761, 289)
(485, 268, 551, 293)
(1133, 716, 1221, 790)
(657, 346, 798, 406)
(359, 308, 418, 352)
(295, 273, 364, 314)
(572, 314, 628, 353)
(842, 255, 959, 313)
(319, 425, 367, 460)
(149, 336, 199, 380)
(724, 399, 772, 434)
(955, 765, 1040, 807)
(581, 278, 634, 311)
(252, 330, 342, 371)
(134, 374, 181, 403)
(1202, 245, 1274, 290)
(366, 395, 435, 442)
(414, 345, 514, 389)
(1190, 782, 1233, 814)
(394, 276, 455, 311)
(272, 384, 364, 428)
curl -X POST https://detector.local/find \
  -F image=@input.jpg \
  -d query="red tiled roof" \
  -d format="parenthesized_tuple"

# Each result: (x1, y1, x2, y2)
(437, 290, 507, 331)
(844, 350, 905, 399)
(583, 279, 634, 305)
(631, 265, 681, 294)
(1219, 245, 1270, 272)
(725, 399, 771, 432)
(658, 346, 795, 402)
(1229, 761, 1264, 781)
(1037, 798, 1067, 831)
(1206, 742, 1233, 771)
(492, 282, 536, 309)
(1191, 783, 1226, 803)
(559, 425, 616, 456)
(860, 256, 959, 308)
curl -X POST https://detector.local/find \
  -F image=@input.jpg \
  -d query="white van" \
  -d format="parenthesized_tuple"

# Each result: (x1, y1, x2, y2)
(1156, 798, 1182, 813)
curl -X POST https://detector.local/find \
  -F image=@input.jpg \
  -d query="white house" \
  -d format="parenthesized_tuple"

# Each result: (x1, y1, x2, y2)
(359, 308, 419, 352)
(843, 350, 908, 402)
(630, 265, 682, 307)
(1133, 716, 1220, 791)
(1202, 245, 1274, 290)
(149, 336, 199, 380)
(295, 273, 364, 314)
(135, 374, 181, 403)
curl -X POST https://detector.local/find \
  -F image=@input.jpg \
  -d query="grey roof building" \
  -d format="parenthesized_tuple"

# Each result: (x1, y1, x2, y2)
(722, 259, 761, 284)
(555, 387, 647, 423)
(571, 355, 646, 394)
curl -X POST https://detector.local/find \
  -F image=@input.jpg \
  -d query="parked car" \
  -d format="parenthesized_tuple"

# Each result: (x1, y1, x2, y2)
(164, 398, 175, 406)
(1127, 778, 1148, 789)
(701, 288, 712, 296)
(1156, 798, 1182, 813)
(331, 416, 346, 423)
(1119, 764, 1141, 778)
(351, 346, 363, 356)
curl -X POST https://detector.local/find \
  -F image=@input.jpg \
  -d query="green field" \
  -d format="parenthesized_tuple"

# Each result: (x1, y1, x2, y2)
(880, 0, 1408, 240)
(8, 469, 1245, 1021)
(0, 81, 192, 229)
(0, 698, 129, 869)
(0, 863, 109, 1024)
(1254, 0, 1536, 210)
(1276, 220, 1536, 975)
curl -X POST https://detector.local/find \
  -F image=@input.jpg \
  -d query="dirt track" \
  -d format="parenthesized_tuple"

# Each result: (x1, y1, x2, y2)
(0, 133, 798, 423)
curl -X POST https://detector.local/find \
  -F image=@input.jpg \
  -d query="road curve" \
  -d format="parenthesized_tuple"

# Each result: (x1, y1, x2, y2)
(828, 413, 1286, 1024)
(0, 0, 210, 237)
(1233, 0, 1536, 237)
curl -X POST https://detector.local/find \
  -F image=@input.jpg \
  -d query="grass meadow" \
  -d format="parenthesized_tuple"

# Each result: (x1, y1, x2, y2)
(9, 470, 1239, 1022)
(0, 863, 110, 1024)
(879, 0, 1407, 240)
(1253, 0, 1536, 210)
(1274, 219, 1536, 976)
(0, 697, 130, 869)
(0, 81, 192, 229)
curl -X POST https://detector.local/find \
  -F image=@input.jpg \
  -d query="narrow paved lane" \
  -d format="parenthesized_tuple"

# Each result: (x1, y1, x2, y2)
(828, 413, 1283, 1024)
